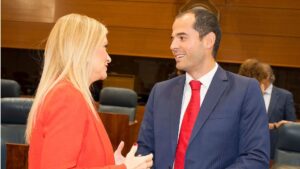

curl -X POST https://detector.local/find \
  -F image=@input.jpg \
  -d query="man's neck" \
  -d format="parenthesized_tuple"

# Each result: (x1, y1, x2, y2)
(188, 58, 216, 80)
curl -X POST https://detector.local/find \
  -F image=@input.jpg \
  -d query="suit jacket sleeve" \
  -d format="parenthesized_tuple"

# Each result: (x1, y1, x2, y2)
(284, 92, 297, 121)
(137, 84, 156, 156)
(226, 80, 270, 169)
(40, 87, 125, 169)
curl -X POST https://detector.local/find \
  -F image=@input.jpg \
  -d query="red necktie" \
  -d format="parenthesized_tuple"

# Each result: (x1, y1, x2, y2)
(174, 80, 201, 169)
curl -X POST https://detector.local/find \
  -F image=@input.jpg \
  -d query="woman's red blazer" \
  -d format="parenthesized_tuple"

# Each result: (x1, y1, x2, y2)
(29, 80, 126, 169)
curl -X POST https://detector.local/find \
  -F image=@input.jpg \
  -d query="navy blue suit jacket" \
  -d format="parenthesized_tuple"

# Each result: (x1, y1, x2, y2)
(268, 86, 297, 159)
(137, 67, 270, 169)
(268, 86, 296, 123)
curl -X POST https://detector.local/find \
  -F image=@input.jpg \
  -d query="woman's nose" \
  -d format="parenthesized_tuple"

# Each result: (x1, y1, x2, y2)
(107, 54, 112, 63)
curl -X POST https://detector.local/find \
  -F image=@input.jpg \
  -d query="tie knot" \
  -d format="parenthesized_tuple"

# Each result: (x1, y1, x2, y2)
(189, 80, 201, 90)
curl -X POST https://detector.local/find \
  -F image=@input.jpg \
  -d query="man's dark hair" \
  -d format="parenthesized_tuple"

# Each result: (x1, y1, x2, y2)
(177, 7, 222, 57)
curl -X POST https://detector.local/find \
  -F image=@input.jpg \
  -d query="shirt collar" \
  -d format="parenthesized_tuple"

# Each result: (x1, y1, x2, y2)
(185, 63, 218, 88)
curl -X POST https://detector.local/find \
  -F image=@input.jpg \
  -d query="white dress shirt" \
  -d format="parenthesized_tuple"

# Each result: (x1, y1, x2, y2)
(263, 83, 273, 113)
(178, 63, 218, 137)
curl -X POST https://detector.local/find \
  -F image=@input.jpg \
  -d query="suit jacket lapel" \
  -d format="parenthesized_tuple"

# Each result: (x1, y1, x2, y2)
(190, 67, 228, 143)
(170, 76, 186, 156)
(268, 86, 278, 119)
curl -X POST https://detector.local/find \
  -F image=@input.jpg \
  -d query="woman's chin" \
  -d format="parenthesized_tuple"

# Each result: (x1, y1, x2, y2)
(99, 73, 107, 80)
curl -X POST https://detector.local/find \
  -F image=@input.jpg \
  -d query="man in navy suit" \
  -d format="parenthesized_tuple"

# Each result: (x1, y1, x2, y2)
(137, 8, 270, 169)
(259, 63, 297, 159)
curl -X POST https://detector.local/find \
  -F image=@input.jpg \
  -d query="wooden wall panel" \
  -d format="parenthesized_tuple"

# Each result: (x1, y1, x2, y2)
(218, 34, 300, 67)
(211, 0, 226, 6)
(1, 22, 173, 58)
(3, 21, 300, 68)
(2, 0, 224, 30)
(228, 0, 300, 10)
(2, 0, 55, 23)
(220, 6, 300, 37)
(108, 27, 300, 68)
(1, 0, 300, 67)
(55, 0, 178, 29)
(117, 0, 185, 3)
(1, 21, 53, 49)
(108, 27, 172, 58)
(117, 0, 224, 5)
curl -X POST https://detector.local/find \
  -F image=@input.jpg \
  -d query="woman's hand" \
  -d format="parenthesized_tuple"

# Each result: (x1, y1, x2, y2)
(124, 144, 153, 169)
(114, 141, 125, 165)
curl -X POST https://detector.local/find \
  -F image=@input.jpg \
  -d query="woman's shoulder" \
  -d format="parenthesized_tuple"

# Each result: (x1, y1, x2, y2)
(40, 80, 89, 121)
(45, 80, 85, 105)
(50, 80, 81, 97)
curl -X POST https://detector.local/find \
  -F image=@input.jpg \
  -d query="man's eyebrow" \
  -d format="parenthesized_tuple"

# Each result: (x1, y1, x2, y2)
(171, 32, 188, 39)
(176, 32, 188, 36)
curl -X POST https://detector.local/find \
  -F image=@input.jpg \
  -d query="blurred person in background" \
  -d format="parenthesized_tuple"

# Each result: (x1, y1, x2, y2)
(239, 60, 297, 159)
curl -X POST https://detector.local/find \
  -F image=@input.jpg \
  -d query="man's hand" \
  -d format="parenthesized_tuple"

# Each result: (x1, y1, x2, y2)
(269, 120, 293, 130)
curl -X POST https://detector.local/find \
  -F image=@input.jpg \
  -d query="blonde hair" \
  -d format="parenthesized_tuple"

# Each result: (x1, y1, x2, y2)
(25, 14, 108, 143)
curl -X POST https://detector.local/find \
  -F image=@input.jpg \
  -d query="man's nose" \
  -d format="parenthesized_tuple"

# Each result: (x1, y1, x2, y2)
(170, 39, 178, 51)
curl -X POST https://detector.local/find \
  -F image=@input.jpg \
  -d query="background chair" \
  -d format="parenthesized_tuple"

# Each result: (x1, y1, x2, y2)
(99, 112, 138, 154)
(99, 87, 138, 122)
(1, 79, 21, 98)
(6, 143, 29, 169)
(273, 123, 300, 167)
(1, 98, 33, 169)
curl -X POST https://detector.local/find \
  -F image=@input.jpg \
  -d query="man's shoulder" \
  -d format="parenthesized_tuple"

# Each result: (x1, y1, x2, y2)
(273, 85, 293, 96)
(155, 74, 185, 88)
(217, 68, 262, 98)
(223, 68, 258, 86)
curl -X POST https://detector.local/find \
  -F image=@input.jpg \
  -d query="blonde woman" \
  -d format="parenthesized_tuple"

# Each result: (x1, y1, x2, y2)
(26, 14, 153, 169)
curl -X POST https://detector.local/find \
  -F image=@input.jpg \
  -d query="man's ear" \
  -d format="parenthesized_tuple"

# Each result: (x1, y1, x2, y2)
(203, 32, 216, 49)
